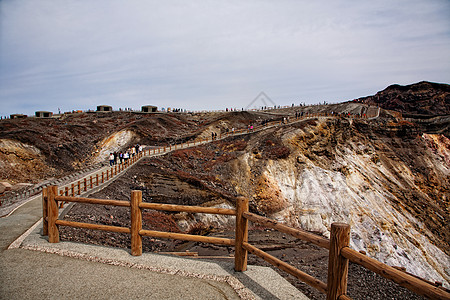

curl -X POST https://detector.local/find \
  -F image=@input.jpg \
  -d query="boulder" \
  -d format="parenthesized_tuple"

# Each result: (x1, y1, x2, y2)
(0, 182, 13, 193)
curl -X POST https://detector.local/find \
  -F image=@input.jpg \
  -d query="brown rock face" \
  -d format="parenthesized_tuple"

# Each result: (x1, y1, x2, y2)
(359, 81, 450, 116)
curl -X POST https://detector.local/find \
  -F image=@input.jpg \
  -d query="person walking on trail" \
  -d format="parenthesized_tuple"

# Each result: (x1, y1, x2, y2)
(212, 132, 215, 140)
(109, 153, 114, 166)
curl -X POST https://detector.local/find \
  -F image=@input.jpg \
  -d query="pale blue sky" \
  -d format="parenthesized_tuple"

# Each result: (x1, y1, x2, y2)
(1, 0, 449, 116)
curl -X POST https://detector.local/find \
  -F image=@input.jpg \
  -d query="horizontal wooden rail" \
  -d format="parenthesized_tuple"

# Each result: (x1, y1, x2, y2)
(140, 229, 235, 246)
(55, 220, 131, 234)
(56, 196, 130, 207)
(139, 202, 236, 215)
(243, 212, 330, 249)
(243, 242, 327, 294)
(341, 247, 450, 300)
(392, 266, 448, 289)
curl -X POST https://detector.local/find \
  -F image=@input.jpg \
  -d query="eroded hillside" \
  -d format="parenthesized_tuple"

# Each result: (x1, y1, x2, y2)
(0, 110, 274, 183)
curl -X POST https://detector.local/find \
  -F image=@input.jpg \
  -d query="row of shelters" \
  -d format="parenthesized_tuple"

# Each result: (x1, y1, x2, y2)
(96, 105, 158, 112)
(7, 105, 158, 119)
(9, 111, 54, 119)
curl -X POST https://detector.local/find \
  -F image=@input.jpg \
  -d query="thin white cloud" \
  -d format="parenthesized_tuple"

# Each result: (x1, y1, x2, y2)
(0, 0, 449, 116)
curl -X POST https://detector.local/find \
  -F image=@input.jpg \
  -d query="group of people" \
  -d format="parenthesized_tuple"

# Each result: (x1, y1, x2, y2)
(294, 111, 305, 119)
(109, 144, 143, 166)
(171, 108, 185, 112)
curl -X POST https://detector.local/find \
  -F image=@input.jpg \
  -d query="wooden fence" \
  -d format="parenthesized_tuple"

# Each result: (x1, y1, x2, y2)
(42, 187, 449, 300)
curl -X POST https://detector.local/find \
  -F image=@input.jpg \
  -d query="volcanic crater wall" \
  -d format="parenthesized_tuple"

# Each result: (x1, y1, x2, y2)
(225, 118, 449, 286)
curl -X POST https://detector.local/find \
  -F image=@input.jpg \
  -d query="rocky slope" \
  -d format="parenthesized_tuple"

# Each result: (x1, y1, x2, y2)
(358, 81, 450, 116)
(1, 82, 449, 294)
(58, 113, 449, 291)
(154, 117, 449, 285)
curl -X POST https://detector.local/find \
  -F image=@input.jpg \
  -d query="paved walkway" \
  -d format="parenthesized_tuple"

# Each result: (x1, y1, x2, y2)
(0, 191, 309, 299)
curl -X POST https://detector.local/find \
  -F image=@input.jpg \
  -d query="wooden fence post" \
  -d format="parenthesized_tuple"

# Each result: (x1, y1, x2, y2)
(42, 187, 48, 236)
(235, 196, 249, 271)
(131, 190, 143, 256)
(327, 223, 350, 300)
(77, 181, 81, 195)
(84, 178, 87, 191)
(90, 176, 93, 188)
(96, 174, 99, 186)
(47, 185, 59, 243)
